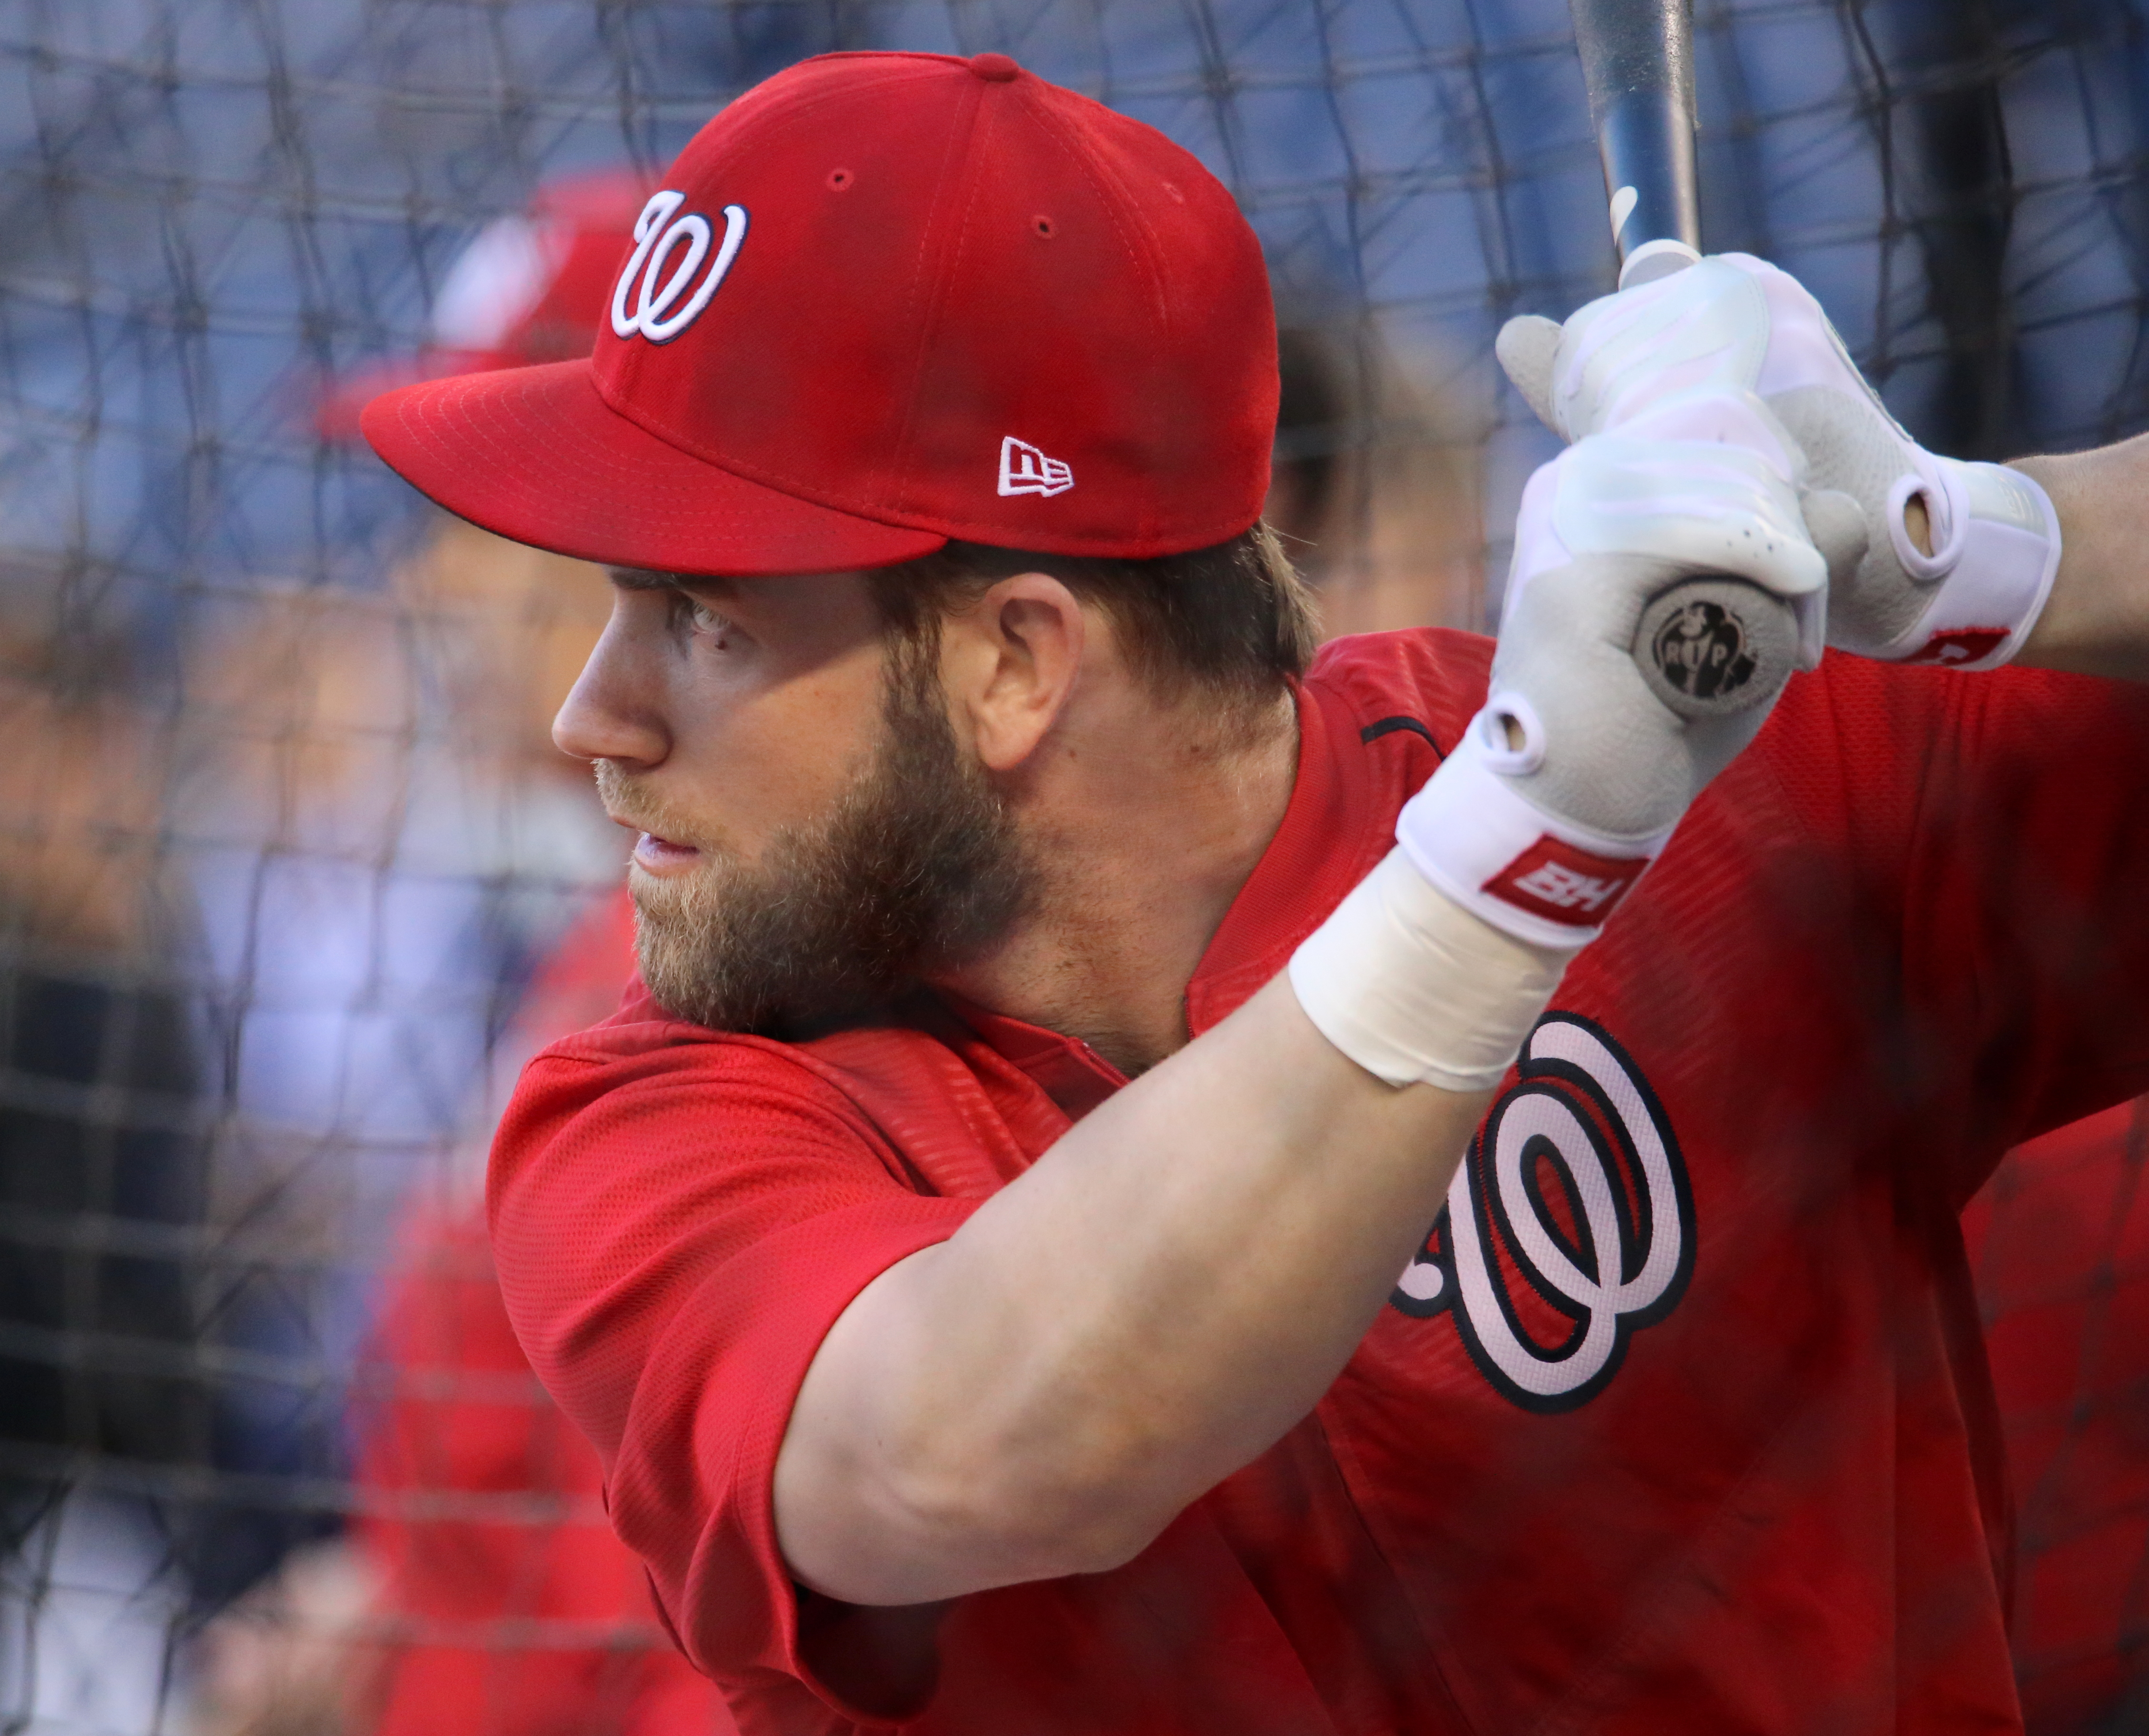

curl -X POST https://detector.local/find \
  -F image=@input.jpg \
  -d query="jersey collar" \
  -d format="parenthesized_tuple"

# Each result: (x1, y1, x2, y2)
(1183, 672, 1388, 1037)
(943, 675, 1391, 1114)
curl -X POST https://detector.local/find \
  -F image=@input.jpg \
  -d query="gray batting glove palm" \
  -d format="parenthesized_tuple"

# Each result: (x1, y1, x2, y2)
(1397, 391, 1823, 950)
(1496, 254, 2060, 670)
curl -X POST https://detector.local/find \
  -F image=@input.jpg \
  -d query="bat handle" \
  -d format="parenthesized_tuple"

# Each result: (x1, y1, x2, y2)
(1610, 255, 1802, 720)
(1619, 236, 1700, 289)
(1633, 575, 1799, 720)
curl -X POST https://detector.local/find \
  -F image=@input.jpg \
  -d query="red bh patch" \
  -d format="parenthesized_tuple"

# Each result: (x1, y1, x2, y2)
(1904, 626, 2009, 667)
(1482, 837, 1648, 926)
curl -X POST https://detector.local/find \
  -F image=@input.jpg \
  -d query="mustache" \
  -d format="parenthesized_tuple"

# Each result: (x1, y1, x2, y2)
(593, 760, 717, 852)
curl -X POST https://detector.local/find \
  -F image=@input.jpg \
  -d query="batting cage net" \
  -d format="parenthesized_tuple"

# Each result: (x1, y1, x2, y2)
(0, 2, 2146, 1733)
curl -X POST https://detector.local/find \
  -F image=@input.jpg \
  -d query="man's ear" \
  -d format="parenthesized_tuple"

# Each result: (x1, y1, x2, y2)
(939, 573, 1087, 773)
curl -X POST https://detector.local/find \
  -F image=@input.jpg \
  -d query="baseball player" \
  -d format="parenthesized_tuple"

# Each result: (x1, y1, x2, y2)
(360, 51, 2149, 1735)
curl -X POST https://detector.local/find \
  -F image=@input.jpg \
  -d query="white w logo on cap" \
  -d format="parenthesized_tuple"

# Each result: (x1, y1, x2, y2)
(611, 190, 748, 345)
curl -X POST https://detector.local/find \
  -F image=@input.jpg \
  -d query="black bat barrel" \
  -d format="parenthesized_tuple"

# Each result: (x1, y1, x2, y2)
(1569, 0, 1701, 282)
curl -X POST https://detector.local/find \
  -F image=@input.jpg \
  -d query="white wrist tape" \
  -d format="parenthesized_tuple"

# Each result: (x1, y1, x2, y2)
(1289, 848, 1574, 1092)
(1395, 713, 1674, 951)
(1880, 458, 2060, 671)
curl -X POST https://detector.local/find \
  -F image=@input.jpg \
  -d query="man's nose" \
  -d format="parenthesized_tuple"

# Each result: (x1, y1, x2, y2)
(553, 609, 669, 768)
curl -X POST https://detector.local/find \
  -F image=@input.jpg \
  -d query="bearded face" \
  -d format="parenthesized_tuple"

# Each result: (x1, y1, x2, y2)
(596, 638, 1034, 1037)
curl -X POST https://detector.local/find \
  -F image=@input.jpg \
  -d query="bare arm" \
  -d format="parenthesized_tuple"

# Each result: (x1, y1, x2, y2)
(774, 973, 1488, 1606)
(2014, 439, 2149, 681)
(774, 413, 1812, 1611)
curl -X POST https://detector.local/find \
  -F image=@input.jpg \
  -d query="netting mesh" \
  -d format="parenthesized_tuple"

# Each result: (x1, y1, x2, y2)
(1, 3, 2146, 1733)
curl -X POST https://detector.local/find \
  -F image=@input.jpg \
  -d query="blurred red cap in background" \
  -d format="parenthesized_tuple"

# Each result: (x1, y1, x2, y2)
(315, 168, 651, 440)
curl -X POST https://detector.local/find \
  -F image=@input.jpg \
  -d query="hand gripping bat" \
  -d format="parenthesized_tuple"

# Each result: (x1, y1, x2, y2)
(1567, 0, 1804, 719)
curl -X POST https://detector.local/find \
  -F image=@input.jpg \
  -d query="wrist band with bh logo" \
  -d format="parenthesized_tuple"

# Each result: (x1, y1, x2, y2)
(1393, 712, 1674, 953)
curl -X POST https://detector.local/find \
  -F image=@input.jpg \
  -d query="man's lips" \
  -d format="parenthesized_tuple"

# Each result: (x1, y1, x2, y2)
(602, 799, 710, 874)
(632, 831, 703, 874)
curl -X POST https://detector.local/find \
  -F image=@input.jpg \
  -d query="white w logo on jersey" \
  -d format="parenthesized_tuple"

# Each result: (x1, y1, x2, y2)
(1391, 1013, 1693, 1410)
(610, 190, 748, 345)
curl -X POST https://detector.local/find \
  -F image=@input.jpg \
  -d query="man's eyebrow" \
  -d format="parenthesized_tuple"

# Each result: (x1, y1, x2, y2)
(606, 567, 742, 603)
(605, 566, 674, 592)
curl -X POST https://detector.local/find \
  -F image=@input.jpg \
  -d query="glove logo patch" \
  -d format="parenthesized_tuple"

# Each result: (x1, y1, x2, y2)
(1903, 626, 2008, 668)
(1390, 1014, 1694, 1411)
(1647, 596, 1757, 703)
(1483, 837, 1645, 927)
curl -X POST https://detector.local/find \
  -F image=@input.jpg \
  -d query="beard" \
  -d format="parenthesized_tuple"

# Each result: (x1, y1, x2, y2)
(597, 647, 1034, 1038)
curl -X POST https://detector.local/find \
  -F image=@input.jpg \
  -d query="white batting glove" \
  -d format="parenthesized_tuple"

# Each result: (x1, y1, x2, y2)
(1290, 392, 1823, 1091)
(1400, 390, 1824, 949)
(1496, 254, 2061, 670)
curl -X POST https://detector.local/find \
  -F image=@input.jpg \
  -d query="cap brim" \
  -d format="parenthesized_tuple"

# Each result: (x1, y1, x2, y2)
(359, 359, 947, 577)
(316, 350, 503, 442)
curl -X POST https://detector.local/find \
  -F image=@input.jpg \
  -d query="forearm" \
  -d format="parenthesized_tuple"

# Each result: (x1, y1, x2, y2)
(775, 971, 1492, 1605)
(774, 401, 1810, 1609)
(2011, 440, 2149, 681)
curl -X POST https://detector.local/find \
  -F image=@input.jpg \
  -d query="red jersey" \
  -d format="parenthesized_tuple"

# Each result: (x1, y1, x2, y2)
(490, 629, 2149, 1735)
(1965, 1102, 2149, 1733)
(355, 893, 740, 1736)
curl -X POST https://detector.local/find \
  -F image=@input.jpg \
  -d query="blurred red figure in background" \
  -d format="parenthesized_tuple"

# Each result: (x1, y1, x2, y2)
(194, 173, 735, 1736)
(337, 168, 739, 1736)
(317, 169, 657, 439)
(351, 891, 735, 1736)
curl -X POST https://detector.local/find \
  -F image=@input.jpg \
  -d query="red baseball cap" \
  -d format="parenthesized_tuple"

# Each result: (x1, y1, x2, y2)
(317, 170, 651, 440)
(361, 51, 1278, 575)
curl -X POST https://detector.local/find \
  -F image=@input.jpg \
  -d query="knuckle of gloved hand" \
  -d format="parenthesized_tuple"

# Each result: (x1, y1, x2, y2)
(1547, 427, 1821, 602)
(1831, 571, 1928, 655)
(1498, 550, 1779, 815)
(1610, 389, 1797, 471)
(1796, 487, 1870, 585)
(1490, 645, 1697, 839)
(1560, 263, 1775, 435)
(1506, 554, 1660, 649)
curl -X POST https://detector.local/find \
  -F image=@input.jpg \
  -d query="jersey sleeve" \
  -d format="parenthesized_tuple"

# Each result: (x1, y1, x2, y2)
(1769, 656, 2149, 1200)
(485, 1018, 977, 1709)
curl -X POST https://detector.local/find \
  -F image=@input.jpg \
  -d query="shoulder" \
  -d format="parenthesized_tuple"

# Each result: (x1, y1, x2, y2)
(485, 1010, 961, 1336)
(1760, 647, 2149, 747)
(1304, 627, 1493, 749)
(1743, 652, 2149, 819)
(493, 1008, 910, 1200)
(516, 1006, 862, 1113)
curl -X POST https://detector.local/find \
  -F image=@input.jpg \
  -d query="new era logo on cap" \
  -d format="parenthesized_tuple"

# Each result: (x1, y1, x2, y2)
(998, 435, 1074, 498)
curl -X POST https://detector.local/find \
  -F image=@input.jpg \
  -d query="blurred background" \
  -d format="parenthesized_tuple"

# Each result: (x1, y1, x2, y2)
(0, 2, 2145, 1733)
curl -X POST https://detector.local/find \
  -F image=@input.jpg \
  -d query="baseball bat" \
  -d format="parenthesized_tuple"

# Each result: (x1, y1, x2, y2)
(1568, 0, 1802, 719)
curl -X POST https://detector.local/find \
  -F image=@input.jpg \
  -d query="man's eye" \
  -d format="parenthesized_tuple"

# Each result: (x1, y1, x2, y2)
(679, 597, 732, 644)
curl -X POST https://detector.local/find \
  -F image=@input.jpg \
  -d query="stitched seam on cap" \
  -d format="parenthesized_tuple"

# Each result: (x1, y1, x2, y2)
(409, 357, 1257, 557)
(388, 368, 938, 564)
(882, 74, 990, 515)
(1020, 88, 1179, 544)
(1023, 87, 1171, 335)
